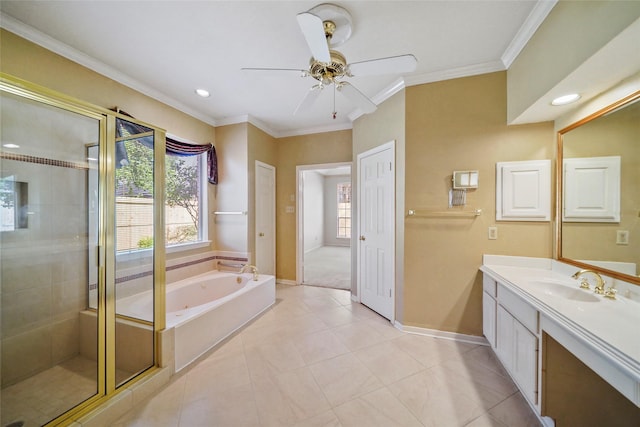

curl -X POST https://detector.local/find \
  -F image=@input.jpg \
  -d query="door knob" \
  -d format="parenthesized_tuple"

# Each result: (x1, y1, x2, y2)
(359, 235, 366, 241)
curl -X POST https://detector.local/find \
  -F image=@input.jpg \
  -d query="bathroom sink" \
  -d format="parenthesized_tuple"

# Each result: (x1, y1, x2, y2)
(530, 279, 600, 302)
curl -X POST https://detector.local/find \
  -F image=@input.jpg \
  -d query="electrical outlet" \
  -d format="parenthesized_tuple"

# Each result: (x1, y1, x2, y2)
(616, 230, 629, 245)
(488, 226, 498, 240)
(290, 194, 295, 202)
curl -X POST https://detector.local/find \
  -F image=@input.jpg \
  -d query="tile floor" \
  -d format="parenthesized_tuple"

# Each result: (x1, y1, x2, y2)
(114, 284, 541, 427)
(1, 355, 135, 427)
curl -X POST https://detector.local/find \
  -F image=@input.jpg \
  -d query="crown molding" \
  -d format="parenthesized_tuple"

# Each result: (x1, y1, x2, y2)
(216, 114, 279, 138)
(275, 121, 353, 138)
(0, 12, 218, 127)
(348, 77, 406, 122)
(501, 0, 557, 69)
(404, 60, 505, 87)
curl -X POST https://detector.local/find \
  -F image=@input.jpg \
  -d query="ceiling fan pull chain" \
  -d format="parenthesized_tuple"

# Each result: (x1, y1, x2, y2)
(332, 84, 337, 119)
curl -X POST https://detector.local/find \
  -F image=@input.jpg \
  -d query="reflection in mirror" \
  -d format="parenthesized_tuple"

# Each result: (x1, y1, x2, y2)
(559, 92, 640, 283)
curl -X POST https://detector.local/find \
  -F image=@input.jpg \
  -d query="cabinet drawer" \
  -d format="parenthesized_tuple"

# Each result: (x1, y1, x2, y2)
(497, 283, 538, 334)
(483, 274, 497, 297)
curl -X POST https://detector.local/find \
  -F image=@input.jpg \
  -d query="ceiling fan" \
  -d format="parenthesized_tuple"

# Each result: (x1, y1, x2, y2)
(242, 3, 417, 119)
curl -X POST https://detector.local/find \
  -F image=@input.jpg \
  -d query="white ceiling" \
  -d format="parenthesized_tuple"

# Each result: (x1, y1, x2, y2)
(0, 1, 555, 137)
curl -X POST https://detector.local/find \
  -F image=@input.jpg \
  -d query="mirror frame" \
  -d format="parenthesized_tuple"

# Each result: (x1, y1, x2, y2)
(556, 89, 640, 285)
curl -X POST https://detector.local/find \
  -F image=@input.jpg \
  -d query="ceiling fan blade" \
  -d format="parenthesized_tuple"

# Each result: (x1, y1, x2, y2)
(296, 12, 331, 63)
(241, 67, 307, 74)
(294, 86, 323, 115)
(348, 54, 418, 77)
(337, 82, 377, 113)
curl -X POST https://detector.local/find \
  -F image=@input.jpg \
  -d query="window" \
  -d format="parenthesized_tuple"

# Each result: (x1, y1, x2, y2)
(115, 139, 207, 253)
(337, 182, 351, 238)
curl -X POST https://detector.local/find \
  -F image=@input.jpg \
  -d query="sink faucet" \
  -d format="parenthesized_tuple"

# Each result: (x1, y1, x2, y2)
(240, 264, 259, 281)
(572, 269, 605, 294)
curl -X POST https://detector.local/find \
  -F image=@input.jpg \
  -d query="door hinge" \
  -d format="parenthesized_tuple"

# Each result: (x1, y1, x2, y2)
(389, 162, 392, 171)
(389, 289, 392, 297)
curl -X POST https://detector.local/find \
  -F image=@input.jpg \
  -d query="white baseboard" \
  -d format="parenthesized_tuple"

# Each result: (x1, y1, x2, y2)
(350, 294, 359, 302)
(394, 322, 489, 346)
(276, 278, 297, 286)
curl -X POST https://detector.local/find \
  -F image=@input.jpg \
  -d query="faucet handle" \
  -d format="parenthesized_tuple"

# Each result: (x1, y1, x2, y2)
(604, 287, 617, 300)
(578, 278, 590, 289)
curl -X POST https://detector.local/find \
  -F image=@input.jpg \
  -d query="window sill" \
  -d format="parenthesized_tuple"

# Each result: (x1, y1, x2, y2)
(116, 240, 212, 262)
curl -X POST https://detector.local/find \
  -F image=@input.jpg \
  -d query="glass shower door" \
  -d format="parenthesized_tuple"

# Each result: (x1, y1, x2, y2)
(0, 91, 101, 425)
(112, 118, 156, 386)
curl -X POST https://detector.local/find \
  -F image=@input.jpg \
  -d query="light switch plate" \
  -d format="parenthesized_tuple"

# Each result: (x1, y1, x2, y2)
(285, 206, 295, 214)
(488, 226, 498, 240)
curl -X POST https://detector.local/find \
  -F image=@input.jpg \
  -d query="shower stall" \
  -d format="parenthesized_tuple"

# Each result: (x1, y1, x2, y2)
(0, 76, 166, 426)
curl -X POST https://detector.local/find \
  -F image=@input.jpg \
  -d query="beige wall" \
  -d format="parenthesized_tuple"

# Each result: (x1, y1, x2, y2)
(404, 72, 554, 335)
(353, 90, 406, 319)
(247, 123, 277, 263)
(275, 130, 352, 281)
(214, 123, 249, 253)
(507, 1, 640, 123)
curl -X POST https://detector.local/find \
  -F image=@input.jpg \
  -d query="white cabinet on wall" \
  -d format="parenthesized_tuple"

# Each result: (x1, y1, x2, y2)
(496, 160, 551, 221)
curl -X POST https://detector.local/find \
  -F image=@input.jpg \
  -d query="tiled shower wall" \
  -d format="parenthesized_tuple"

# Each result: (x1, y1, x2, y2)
(1, 159, 88, 387)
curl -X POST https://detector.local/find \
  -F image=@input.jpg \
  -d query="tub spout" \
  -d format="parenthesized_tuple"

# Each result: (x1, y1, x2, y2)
(240, 264, 259, 281)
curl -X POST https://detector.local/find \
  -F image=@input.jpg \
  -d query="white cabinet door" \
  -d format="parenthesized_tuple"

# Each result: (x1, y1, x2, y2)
(496, 160, 551, 221)
(496, 304, 538, 407)
(513, 319, 538, 405)
(483, 292, 496, 348)
(496, 305, 513, 368)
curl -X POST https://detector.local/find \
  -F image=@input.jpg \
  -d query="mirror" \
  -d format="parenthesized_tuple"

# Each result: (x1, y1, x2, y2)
(558, 91, 640, 284)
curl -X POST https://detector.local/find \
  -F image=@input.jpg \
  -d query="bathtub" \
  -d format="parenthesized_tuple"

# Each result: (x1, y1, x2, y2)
(116, 270, 275, 372)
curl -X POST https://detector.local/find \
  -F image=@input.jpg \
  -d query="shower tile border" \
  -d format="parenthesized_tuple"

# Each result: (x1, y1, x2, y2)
(1, 151, 90, 170)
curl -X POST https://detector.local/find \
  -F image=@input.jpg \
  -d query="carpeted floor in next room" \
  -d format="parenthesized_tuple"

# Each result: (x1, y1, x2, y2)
(303, 245, 351, 290)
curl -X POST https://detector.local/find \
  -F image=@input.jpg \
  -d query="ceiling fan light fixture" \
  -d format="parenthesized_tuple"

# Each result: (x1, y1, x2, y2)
(195, 88, 210, 98)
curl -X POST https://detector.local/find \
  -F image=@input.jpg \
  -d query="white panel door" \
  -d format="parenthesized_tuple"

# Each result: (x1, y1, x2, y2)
(358, 143, 394, 320)
(255, 161, 275, 275)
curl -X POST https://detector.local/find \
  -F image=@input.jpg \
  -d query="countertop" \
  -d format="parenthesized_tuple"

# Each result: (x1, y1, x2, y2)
(481, 259, 640, 382)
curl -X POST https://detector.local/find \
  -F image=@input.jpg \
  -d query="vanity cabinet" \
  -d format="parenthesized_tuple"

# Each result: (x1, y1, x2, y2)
(482, 275, 497, 348)
(483, 274, 540, 409)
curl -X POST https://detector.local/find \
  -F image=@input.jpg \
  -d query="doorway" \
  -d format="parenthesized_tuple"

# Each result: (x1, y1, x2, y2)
(296, 163, 352, 290)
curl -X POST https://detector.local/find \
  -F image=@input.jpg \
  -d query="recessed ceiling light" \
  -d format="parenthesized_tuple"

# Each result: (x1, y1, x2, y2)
(195, 89, 210, 98)
(3, 143, 20, 149)
(551, 93, 581, 106)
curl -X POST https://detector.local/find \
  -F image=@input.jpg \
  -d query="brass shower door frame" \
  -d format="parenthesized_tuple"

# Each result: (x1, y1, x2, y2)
(0, 73, 167, 426)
